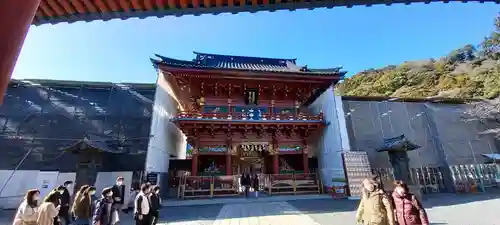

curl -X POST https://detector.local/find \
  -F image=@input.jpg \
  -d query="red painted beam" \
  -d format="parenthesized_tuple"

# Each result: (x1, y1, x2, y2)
(0, 0, 41, 104)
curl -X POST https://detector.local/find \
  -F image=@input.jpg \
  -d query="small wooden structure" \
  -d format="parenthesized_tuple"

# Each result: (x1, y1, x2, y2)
(62, 137, 123, 189)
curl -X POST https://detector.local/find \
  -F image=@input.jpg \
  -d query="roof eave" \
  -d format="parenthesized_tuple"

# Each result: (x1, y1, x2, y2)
(157, 62, 345, 77)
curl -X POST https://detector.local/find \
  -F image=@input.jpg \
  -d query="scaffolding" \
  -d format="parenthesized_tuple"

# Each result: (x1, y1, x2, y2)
(343, 97, 500, 194)
(0, 79, 156, 172)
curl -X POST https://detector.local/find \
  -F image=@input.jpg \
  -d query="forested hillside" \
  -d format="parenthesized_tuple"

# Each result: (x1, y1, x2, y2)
(336, 14, 500, 99)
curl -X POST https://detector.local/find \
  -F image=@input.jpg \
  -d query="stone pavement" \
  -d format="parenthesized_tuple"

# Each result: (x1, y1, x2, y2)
(161, 192, 500, 225)
(0, 193, 499, 225)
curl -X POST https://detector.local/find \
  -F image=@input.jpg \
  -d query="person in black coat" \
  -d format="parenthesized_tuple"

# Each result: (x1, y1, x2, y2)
(50, 187, 63, 225)
(111, 177, 126, 207)
(252, 174, 259, 198)
(240, 174, 251, 198)
(92, 187, 114, 225)
(52, 181, 71, 225)
(149, 186, 161, 225)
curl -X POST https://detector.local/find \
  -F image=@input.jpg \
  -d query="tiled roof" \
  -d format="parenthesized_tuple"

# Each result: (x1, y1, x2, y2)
(152, 52, 346, 76)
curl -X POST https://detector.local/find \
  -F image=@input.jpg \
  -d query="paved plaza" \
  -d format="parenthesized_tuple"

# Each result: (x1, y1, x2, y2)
(0, 193, 499, 225)
(160, 192, 500, 225)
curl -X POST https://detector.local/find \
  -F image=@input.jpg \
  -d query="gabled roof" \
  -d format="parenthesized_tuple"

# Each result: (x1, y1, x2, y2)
(60, 137, 124, 154)
(152, 52, 346, 77)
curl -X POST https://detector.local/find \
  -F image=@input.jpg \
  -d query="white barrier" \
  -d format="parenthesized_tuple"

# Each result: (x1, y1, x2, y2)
(0, 170, 134, 209)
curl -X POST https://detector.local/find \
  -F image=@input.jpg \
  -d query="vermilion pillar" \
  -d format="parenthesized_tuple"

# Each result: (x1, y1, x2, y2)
(225, 153, 232, 175)
(191, 153, 198, 176)
(303, 144, 309, 174)
(0, 0, 41, 104)
(272, 154, 279, 174)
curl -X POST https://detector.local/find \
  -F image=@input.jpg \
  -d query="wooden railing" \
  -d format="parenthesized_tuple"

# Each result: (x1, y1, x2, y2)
(263, 173, 321, 195)
(178, 175, 240, 199)
(176, 111, 323, 121)
(177, 173, 321, 199)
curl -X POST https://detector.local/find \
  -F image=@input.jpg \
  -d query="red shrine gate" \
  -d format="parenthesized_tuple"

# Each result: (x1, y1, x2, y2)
(153, 52, 345, 198)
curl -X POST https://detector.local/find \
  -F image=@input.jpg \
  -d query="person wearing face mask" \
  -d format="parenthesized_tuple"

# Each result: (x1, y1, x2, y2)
(392, 180, 429, 225)
(38, 191, 61, 225)
(13, 189, 40, 225)
(148, 186, 161, 225)
(58, 181, 73, 225)
(92, 187, 114, 225)
(356, 178, 395, 225)
(134, 183, 151, 225)
(111, 177, 125, 221)
(52, 185, 66, 225)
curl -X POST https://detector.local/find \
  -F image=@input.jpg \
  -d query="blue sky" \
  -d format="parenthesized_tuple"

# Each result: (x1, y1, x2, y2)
(12, 3, 499, 83)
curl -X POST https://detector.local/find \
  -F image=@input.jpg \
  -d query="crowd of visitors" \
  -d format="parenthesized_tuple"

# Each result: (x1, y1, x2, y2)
(11, 173, 429, 225)
(12, 177, 162, 225)
(240, 173, 260, 198)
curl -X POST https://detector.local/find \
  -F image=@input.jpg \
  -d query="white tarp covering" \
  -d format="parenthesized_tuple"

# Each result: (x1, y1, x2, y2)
(309, 88, 350, 188)
(146, 71, 187, 173)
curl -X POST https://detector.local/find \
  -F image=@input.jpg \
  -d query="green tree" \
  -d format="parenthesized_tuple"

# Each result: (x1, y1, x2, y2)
(481, 14, 500, 60)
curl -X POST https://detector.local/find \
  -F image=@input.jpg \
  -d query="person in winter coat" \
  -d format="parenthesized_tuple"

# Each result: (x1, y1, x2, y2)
(111, 177, 126, 223)
(59, 181, 73, 225)
(134, 183, 151, 225)
(356, 178, 395, 225)
(38, 191, 61, 225)
(252, 174, 259, 198)
(13, 189, 40, 225)
(392, 180, 429, 225)
(72, 185, 90, 216)
(149, 185, 161, 225)
(72, 186, 93, 225)
(240, 174, 251, 198)
(92, 187, 114, 225)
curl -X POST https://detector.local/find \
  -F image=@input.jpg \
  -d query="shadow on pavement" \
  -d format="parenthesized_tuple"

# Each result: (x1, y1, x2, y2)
(157, 191, 500, 223)
(288, 198, 358, 214)
(158, 204, 224, 224)
(422, 191, 500, 208)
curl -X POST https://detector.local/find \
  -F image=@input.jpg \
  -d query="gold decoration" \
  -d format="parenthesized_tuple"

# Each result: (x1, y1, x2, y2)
(236, 142, 270, 157)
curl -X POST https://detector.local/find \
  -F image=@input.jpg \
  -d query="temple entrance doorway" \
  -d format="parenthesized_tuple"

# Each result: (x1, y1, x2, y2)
(235, 142, 270, 175)
(238, 157, 264, 174)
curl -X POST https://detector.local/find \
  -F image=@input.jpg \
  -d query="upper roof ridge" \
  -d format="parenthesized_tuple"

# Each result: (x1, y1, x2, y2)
(193, 51, 297, 65)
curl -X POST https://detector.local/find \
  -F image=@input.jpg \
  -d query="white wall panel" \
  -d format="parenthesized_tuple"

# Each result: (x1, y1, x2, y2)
(146, 71, 187, 173)
(309, 87, 348, 188)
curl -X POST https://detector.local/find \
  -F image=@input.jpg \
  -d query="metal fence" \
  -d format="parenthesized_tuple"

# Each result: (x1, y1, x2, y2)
(372, 164, 499, 194)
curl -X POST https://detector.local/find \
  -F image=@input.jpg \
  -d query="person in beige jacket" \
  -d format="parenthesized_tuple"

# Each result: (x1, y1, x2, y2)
(37, 191, 61, 225)
(13, 189, 40, 225)
(356, 178, 395, 225)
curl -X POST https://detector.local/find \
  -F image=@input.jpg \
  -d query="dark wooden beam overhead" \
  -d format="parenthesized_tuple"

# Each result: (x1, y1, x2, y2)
(32, 0, 496, 26)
